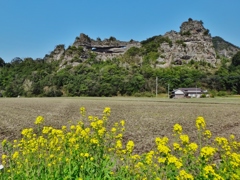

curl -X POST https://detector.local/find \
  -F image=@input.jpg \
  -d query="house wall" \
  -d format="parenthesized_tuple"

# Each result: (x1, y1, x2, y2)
(174, 94, 185, 98)
(188, 94, 201, 98)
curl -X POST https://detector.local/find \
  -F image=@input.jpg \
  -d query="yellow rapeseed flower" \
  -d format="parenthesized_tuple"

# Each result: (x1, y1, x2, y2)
(131, 154, 140, 161)
(115, 140, 122, 149)
(2, 154, 7, 160)
(167, 155, 182, 169)
(145, 151, 154, 165)
(70, 125, 76, 130)
(88, 115, 93, 121)
(134, 162, 144, 169)
(80, 130, 88, 138)
(115, 133, 123, 139)
(158, 157, 166, 163)
(42, 126, 52, 134)
(215, 137, 228, 146)
(35, 116, 44, 125)
(157, 144, 171, 155)
(230, 153, 240, 168)
(126, 140, 134, 153)
(200, 146, 216, 160)
(90, 122, 97, 129)
(90, 138, 99, 145)
(97, 120, 103, 127)
(103, 107, 111, 116)
(196, 116, 206, 130)
(1, 139, 7, 147)
(173, 124, 182, 134)
(111, 127, 117, 133)
(188, 143, 198, 152)
(204, 130, 212, 138)
(173, 143, 182, 151)
(80, 107, 86, 116)
(69, 137, 76, 145)
(84, 153, 89, 158)
(98, 127, 106, 137)
(176, 170, 194, 180)
(215, 137, 231, 152)
(120, 120, 125, 126)
(12, 151, 19, 160)
(203, 165, 217, 178)
(180, 134, 189, 144)
(155, 137, 169, 146)
(230, 134, 235, 140)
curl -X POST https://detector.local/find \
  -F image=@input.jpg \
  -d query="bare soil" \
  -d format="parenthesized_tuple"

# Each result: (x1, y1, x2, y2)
(0, 97, 240, 155)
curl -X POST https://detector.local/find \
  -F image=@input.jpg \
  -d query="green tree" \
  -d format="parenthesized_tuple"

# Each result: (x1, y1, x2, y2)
(0, 57, 5, 67)
(231, 51, 240, 66)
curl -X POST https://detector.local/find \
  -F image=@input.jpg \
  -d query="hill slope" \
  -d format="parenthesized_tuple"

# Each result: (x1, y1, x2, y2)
(212, 36, 240, 58)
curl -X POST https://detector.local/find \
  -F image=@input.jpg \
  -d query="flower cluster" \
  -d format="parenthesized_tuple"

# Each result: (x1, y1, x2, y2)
(173, 124, 182, 134)
(200, 146, 216, 160)
(34, 116, 44, 125)
(0, 108, 240, 179)
(196, 116, 206, 130)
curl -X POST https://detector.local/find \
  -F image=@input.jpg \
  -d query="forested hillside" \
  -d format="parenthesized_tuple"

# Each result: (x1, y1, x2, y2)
(1, 19, 240, 97)
(0, 50, 240, 97)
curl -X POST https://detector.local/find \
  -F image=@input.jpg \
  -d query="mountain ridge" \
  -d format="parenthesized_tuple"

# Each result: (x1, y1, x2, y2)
(43, 18, 239, 68)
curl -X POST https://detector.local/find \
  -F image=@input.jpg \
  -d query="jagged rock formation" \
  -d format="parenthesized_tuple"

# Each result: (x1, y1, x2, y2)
(44, 19, 239, 68)
(212, 36, 240, 59)
(44, 33, 140, 67)
(156, 19, 217, 67)
(73, 33, 140, 60)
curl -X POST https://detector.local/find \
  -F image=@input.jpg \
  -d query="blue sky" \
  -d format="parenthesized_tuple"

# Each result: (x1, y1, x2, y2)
(0, 0, 239, 62)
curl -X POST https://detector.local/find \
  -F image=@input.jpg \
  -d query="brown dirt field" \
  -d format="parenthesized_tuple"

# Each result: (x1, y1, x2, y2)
(0, 97, 240, 155)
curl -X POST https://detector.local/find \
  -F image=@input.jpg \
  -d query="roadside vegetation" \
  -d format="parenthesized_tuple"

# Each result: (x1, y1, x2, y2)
(1, 107, 239, 179)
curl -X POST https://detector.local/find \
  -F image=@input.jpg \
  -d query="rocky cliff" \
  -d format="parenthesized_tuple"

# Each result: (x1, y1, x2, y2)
(156, 19, 217, 67)
(44, 33, 140, 67)
(44, 19, 239, 68)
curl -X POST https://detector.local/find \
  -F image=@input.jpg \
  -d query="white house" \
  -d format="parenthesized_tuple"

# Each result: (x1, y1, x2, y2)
(171, 88, 207, 98)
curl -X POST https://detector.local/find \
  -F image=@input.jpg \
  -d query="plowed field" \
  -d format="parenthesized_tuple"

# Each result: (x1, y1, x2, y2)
(1, 97, 240, 155)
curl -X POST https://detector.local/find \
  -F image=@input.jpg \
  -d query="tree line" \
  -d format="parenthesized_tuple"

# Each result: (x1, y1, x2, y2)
(0, 47, 240, 97)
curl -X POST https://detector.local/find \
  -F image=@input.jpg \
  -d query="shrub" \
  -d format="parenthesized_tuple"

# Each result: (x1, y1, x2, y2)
(134, 92, 154, 97)
(204, 29, 210, 36)
(143, 92, 154, 97)
(180, 31, 191, 36)
(176, 40, 186, 48)
(217, 91, 227, 97)
(134, 92, 141, 97)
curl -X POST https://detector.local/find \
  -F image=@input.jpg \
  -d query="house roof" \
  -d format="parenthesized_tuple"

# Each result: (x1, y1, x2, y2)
(178, 88, 202, 92)
(174, 89, 185, 95)
(172, 88, 207, 95)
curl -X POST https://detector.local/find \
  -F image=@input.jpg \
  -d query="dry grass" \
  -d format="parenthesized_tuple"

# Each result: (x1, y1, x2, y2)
(0, 97, 240, 155)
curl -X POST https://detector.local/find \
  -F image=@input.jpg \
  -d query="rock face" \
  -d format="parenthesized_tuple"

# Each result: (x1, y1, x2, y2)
(44, 44, 65, 62)
(156, 19, 217, 67)
(73, 33, 141, 60)
(44, 33, 140, 66)
(44, 19, 239, 68)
